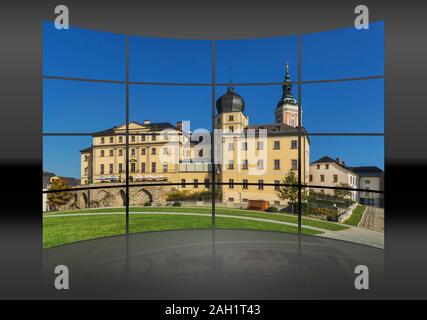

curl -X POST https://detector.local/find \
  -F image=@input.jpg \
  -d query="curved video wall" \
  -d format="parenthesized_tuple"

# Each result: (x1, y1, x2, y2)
(42, 21, 384, 249)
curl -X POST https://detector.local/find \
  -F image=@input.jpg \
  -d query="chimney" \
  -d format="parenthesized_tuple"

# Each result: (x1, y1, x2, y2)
(336, 157, 342, 165)
(176, 121, 183, 131)
(143, 119, 151, 125)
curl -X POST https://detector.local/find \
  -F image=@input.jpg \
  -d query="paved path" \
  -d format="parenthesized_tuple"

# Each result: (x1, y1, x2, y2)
(320, 227, 384, 249)
(44, 211, 384, 248)
(359, 207, 384, 233)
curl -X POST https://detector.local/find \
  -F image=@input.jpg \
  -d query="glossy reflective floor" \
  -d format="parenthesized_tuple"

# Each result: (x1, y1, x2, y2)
(43, 230, 384, 299)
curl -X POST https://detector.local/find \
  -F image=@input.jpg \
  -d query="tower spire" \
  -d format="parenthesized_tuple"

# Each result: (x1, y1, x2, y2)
(285, 62, 290, 82)
(275, 62, 299, 127)
(280, 62, 294, 102)
(228, 66, 234, 92)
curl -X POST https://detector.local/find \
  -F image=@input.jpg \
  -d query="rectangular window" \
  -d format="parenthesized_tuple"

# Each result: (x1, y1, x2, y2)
(229, 126, 234, 133)
(151, 162, 156, 173)
(228, 160, 234, 170)
(228, 197, 234, 202)
(109, 149, 113, 157)
(317, 164, 320, 169)
(119, 149, 123, 157)
(141, 134, 146, 141)
(274, 141, 280, 150)
(118, 163, 122, 173)
(141, 162, 146, 173)
(181, 179, 186, 188)
(204, 179, 210, 188)
(109, 164, 113, 174)
(274, 180, 280, 191)
(131, 135, 136, 143)
(109, 136, 114, 143)
(130, 163, 136, 173)
(229, 179, 234, 189)
(141, 148, 146, 155)
(242, 159, 248, 170)
(257, 159, 264, 169)
(258, 180, 264, 190)
(119, 136, 123, 143)
(333, 175, 338, 183)
(243, 179, 248, 189)
(229, 115, 234, 121)
(366, 180, 371, 184)
(194, 179, 199, 188)
(291, 159, 298, 170)
(320, 175, 325, 182)
(242, 142, 248, 151)
(257, 141, 264, 150)
(163, 163, 168, 173)
(151, 148, 156, 155)
(152, 134, 157, 141)
(291, 140, 297, 149)
(163, 147, 168, 155)
(309, 174, 313, 182)
(243, 198, 248, 203)
(326, 164, 329, 169)
(101, 137, 105, 144)
(131, 148, 136, 156)
(274, 159, 281, 170)
(100, 164, 104, 174)
(100, 150, 104, 157)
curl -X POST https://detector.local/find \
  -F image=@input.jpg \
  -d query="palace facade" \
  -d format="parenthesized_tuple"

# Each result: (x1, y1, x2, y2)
(80, 64, 310, 205)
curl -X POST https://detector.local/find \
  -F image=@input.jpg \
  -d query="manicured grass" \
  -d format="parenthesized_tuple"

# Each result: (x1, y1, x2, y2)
(45, 206, 349, 231)
(344, 205, 366, 226)
(43, 214, 322, 248)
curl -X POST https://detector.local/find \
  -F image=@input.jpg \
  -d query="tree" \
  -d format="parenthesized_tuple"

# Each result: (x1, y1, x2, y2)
(47, 178, 72, 211)
(276, 170, 306, 213)
(334, 183, 353, 201)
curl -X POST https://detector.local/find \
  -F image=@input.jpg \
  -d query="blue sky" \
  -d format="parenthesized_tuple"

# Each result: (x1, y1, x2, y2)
(43, 21, 384, 178)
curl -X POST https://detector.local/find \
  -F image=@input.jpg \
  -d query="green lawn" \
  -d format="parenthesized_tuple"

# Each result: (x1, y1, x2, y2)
(43, 214, 322, 249)
(45, 206, 349, 231)
(344, 205, 366, 226)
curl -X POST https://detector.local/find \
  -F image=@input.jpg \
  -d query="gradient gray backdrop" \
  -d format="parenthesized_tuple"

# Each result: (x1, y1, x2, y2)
(0, 0, 426, 299)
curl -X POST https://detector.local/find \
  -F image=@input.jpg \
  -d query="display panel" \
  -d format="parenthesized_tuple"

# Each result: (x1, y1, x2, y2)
(42, 22, 384, 250)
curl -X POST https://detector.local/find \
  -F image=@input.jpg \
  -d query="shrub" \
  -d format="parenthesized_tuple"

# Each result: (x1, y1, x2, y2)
(166, 190, 216, 202)
(326, 211, 339, 222)
(172, 202, 181, 207)
(266, 206, 279, 213)
(308, 207, 339, 222)
(144, 202, 152, 206)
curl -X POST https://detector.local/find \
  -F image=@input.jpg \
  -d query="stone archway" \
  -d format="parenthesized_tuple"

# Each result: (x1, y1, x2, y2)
(139, 188, 153, 203)
(119, 189, 127, 206)
(82, 192, 89, 208)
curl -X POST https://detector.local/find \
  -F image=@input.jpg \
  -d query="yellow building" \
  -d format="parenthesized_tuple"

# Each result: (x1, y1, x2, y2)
(80, 63, 310, 206)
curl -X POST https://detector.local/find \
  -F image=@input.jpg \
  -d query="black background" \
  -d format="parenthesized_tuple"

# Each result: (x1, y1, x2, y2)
(0, 0, 426, 300)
